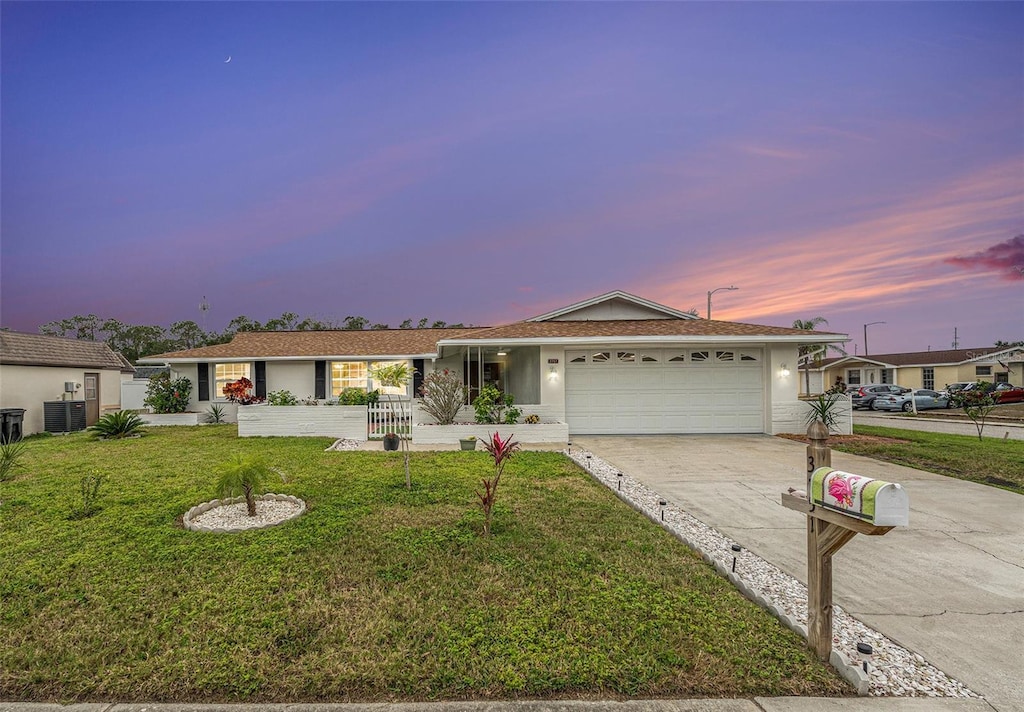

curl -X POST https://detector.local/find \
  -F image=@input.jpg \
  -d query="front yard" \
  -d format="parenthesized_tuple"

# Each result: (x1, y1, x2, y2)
(0, 426, 847, 702)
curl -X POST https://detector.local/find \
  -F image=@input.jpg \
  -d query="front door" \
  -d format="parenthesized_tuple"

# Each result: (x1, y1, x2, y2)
(84, 373, 100, 426)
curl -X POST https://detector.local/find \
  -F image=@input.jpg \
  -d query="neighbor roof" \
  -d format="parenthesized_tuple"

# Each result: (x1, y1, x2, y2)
(0, 331, 134, 372)
(143, 327, 486, 362)
(817, 347, 1008, 369)
(527, 290, 699, 322)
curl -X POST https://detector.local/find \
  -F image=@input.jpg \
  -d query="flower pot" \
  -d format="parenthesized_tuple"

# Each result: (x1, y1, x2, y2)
(383, 433, 400, 451)
(459, 438, 477, 451)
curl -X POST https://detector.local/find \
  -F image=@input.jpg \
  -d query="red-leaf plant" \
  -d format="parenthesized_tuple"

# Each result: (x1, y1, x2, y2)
(223, 377, 264, 405)
(476, 431, 521, 537)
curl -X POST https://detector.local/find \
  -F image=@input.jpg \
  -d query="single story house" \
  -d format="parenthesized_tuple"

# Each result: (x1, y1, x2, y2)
(808, 346, 1024, 394)
(139, 290, 847, 435)
(0, 331, 136, 435)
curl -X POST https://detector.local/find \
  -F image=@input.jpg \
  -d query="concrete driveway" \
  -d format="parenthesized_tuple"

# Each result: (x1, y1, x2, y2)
(573, 435, 1024, 712)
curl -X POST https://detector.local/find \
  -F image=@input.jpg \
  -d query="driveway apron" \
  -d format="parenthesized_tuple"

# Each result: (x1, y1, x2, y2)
(573, 435, 1024, 712)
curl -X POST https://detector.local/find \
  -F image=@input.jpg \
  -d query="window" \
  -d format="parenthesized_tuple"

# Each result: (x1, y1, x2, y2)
(617, 351, 636, 363)
(716, 350, 735, 362)
(331, 361, 367, 396)
(668, 353, 687, 362)
(847, 369, 861, 385)
(215, 362, 251, 399)
(739, 352, 759, 362)
(691, 351, 709, 362)
(923, 368, 934, 390)
(591, 351, 610, 363)
(976, 366, 992, 376)
(569, 354, 587, 363)
(640, 352, 660, 363)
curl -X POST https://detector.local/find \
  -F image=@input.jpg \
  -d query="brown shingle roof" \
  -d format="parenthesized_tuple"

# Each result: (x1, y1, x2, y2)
(819, 348, 1004, 368)
(439, 319, 845, 341)
(145, 327, 487, 361)
(0, 331, 134, 371)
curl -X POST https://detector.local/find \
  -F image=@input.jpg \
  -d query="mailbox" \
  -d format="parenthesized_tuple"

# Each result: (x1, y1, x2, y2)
(809, 467, 909, 527)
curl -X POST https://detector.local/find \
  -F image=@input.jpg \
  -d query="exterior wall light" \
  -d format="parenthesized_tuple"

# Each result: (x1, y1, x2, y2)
(548, 365, 558, 380)
(780, 364, 791, 378)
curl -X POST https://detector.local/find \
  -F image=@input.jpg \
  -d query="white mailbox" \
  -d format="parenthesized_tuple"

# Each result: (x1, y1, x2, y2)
(809, 467, 909, 527)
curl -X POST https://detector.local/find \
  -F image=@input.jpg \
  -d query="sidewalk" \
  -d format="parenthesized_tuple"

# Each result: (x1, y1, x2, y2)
(0, 698, 999, 712)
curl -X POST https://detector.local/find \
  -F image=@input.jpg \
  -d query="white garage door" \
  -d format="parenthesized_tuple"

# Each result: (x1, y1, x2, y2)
(565, 347, 764, 434)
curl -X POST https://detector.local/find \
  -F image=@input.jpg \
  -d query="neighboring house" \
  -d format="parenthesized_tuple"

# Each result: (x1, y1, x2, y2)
(139, 290, 846, 435)
(811, 346, 1024, 393)
(0, 331, 136, 435)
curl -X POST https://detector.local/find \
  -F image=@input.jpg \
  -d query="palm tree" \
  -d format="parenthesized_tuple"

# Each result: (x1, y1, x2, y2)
(215, 454, 273, 516)
(793, 317, 847, 395)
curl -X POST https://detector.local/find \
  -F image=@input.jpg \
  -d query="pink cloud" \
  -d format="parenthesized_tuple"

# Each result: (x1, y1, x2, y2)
(945, 235, 1024, 280)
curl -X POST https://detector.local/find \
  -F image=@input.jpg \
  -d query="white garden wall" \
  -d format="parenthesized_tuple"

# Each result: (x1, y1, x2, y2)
(237, 405, 367, 439)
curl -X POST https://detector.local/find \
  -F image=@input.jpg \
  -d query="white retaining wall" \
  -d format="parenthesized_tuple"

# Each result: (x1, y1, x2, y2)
(237, 405, 367, 439)
(411, 422, 569, 444)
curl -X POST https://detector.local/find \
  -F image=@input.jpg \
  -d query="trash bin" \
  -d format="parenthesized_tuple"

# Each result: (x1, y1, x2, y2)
(0, 408, 26, 443)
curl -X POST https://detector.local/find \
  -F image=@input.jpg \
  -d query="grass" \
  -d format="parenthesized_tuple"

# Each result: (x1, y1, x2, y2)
(0, 426, 847, 702)
(842, 425, 1024, 493)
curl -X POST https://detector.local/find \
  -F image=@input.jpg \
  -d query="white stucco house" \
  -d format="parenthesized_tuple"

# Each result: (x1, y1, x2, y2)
(139, 291, 848, 435)
(0, 331, 135, 436)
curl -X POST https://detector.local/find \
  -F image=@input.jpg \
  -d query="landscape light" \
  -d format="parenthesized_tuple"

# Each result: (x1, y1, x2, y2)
(857, 642, 873, 673)
(659, 499, 667, 521)
(731, 544, 742, 573)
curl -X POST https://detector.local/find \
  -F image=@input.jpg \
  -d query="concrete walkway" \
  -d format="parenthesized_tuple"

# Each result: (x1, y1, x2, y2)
(573, 435, 1024, 712)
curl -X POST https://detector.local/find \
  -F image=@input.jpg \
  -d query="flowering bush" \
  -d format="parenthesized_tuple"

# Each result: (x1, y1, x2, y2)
(473, 384, 521, 425)
(223, 377, 263, 405)
(419, 369, 467, 425)
(337, 387, 380, 405)
(266, 390, 299, 406)
(144, 372, 192, 413)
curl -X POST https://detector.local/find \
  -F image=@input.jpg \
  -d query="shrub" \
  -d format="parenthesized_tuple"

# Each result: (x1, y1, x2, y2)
(144, 372, 192, 414)
(88, 411, 146, 439)
(337, 387, 379, 406)
(266, 390, 299, 406)
(524, 413, 540, 424)
(207, 404, 226, 423)
(215, 454, 274, 517)
(952, 382, 998, 440)
(804, 393, 843, 432)
(224, 377, 263, 405)
(70, 472, 103, 519)
(476, 432, 521, 536)
(0, 440, 26, 482)
(419, 369, 467, 424)
(473, 384, 521, 425)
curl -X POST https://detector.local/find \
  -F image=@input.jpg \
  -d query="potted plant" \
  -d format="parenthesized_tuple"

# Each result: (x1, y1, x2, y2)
(459, 435, 477, 451)
(383, 432, 401, 451)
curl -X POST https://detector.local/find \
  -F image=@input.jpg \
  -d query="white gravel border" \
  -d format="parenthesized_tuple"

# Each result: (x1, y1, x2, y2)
(182, 494, 306, 533)
(567, 448, 979, 700)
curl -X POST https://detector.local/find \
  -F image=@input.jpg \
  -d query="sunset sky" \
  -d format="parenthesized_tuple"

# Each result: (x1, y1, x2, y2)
(2, 2, 1022, 355)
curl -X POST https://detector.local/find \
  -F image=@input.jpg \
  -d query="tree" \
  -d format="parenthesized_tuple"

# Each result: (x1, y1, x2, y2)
(342, 316, 368, 330)
(417, 318, 429, 329)
(262, 312, 300, 331)
(994, 340, 1024, 349)
(215, 454, 274, 517)
(953, 383, 999, 441)
(398, 319, 413, 329)
(169, 320, 207, 350)
(431, 320, 448, 328)
(369, 362, 415, 489)
(793, 317, 846, 396)
(40, 314, 101, 340)
(370, 323, 390, 330)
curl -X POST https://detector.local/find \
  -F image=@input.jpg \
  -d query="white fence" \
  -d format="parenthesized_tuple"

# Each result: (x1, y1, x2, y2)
(368, 396, 411, 439)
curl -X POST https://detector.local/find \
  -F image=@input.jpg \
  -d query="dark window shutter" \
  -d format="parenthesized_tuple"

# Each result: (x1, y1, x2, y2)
(413, 359, 424, 397)
(315, 360, 327, 399)
(255, 361, 267, 398)
(197, 364, 210, 401)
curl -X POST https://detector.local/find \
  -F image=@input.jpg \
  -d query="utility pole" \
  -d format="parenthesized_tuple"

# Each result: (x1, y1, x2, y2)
(952, 327, 959, 349)
(863, 321, 886, 356)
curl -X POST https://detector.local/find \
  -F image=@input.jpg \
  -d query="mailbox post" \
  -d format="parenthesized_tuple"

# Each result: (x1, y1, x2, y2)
(783, 466, 909, 661)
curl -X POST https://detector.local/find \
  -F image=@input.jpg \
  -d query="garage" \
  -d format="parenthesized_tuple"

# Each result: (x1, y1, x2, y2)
(565, 347, 765, 434)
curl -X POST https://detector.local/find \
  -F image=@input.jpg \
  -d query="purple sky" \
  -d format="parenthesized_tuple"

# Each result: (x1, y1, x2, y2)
(2, 2, 1022, 354)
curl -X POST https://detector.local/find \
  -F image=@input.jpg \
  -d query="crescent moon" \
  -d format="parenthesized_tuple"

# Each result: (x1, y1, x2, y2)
(225, 56, 232, 63)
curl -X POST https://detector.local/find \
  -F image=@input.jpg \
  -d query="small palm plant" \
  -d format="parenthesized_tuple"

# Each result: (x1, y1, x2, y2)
(215, 454, 273, 517)
(804, 393, 843, 433)
(477, 432, 521, 537)
(0, 440, 27, 482)
(88, 410, 146, 439)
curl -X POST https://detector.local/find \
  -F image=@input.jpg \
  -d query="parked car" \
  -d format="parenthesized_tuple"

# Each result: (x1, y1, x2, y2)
(850, 384, 912, 410)
(941, 382, 973, 398)
(873, 389, 950, 412)
(991, 383, 1024, 404)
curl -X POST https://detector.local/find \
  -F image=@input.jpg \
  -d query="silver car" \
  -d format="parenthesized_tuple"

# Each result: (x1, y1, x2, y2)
(873, 389, 950, 412)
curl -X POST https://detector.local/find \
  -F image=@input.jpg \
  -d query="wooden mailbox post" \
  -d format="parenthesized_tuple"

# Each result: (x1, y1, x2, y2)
(782, 457, 909, 661)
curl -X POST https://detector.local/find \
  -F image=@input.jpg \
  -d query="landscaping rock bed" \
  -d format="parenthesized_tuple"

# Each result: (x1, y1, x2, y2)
(183, 494, 306, 533)
(568, 448, 979, 700)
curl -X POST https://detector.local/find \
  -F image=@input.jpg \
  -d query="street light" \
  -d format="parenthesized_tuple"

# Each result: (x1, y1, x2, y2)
(707, 286, 739, 319)
(863, 321, 886, 356)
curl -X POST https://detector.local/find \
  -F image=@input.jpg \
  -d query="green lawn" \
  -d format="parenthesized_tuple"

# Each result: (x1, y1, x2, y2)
(844, 425, 1024, 493)
(0, 426, 846, 702)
